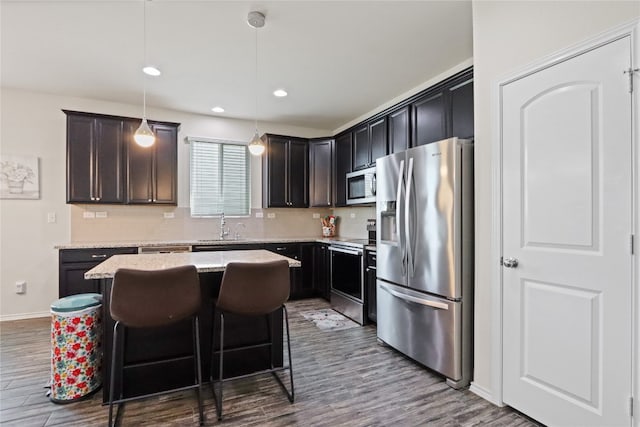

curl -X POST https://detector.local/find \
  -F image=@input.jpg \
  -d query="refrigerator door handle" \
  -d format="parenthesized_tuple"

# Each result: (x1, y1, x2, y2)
(396, 160, 406, 275)
(405, 157, 415, 277)
(379, 282, 449, 310)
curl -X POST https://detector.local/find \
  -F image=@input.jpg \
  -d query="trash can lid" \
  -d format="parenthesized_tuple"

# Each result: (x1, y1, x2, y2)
(51, 293, 102, 312)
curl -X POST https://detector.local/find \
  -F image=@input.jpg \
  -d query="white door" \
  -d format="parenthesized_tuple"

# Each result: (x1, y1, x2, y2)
(501, 36, 633, 427)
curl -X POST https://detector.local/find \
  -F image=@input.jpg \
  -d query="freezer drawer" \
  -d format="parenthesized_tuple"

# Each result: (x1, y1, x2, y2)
(376, 280, 466, 384)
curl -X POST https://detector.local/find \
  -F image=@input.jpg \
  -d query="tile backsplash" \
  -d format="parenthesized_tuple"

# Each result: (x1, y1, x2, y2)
(70, 205, 374, 242)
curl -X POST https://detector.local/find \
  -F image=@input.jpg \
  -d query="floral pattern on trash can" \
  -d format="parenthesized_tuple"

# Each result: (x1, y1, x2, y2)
(50, 305, 102, 401)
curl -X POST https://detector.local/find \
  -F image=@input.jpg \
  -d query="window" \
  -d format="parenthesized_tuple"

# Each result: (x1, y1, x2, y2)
(190, 138, 250, 217)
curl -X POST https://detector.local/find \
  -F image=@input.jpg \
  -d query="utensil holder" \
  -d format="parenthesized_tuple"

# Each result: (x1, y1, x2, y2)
(322, 225, 335, 237)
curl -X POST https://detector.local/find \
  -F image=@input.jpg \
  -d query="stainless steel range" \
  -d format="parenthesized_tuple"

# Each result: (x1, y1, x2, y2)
(328, 239, 368, 325)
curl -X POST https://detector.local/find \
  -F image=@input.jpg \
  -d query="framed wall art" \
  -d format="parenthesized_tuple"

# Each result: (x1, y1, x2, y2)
(0, 155, 40, 199)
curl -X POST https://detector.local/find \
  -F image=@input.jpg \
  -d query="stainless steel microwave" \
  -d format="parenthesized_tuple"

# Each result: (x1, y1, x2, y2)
(346, 166, 376, 205)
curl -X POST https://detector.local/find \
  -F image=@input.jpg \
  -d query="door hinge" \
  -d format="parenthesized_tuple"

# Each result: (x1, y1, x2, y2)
(499, 256, 504, 266)
(624, 68, 639, 93)
(631, 234, 635, 255)
(630, 396, 634, 417)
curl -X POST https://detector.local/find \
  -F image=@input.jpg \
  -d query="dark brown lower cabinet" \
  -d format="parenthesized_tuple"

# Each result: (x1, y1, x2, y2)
(365, 250, 377, 323)
(313, 244, 330, 300)
(58, 247, 138, 298)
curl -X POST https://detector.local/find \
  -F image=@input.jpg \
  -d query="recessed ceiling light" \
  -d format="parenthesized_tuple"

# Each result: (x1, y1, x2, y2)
(211, 106, 225, 113)
(143, 66, 161, 76)
(273, 89, 288, 97)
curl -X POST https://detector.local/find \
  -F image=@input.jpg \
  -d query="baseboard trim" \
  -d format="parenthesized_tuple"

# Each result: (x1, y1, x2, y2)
(469, 382, 504, 407)
(0, 311, 50, 322)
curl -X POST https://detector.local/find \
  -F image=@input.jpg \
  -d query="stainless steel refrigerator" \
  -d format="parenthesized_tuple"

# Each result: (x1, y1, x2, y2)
(376, 137, 473, 389)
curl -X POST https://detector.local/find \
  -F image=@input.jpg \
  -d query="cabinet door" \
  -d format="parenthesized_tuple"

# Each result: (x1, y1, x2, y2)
(334, 132, 352, 207)
(352, 124, 370, 170)
(265, 244, 302, 298)
(313, 244, 330, 300)
(59, 262, 101, 298)
(288, 139, 308, 207)
(67, 114, 95, 202)
(152, 124, 178, 204)
(369, 117, 387, 163)
(449, 77, 474, 139)
(309, 139, 333, 207)
(366, 252, 377, 323)
(388, 106, 410, 153)
(263, 136, 289, 207)
(412, 91, 446, 146)
(94, 118, 125, 203)
(298, 244, 315, 299)
(126, 120, 153, 203)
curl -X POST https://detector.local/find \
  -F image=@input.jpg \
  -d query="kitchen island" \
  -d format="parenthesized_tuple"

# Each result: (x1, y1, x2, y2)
(85, 250, 300, 403)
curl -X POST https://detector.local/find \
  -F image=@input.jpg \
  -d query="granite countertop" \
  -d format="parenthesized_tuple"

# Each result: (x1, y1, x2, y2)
(84, 249, 302, 279)
(57, 237, 375, 250)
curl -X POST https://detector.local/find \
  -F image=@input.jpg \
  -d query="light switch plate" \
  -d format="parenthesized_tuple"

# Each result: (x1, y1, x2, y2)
(350, 213, 356, 219)
(83, 212, 96, 219)
(312, 213, 320, 219)
(267, 213, 276, 219)
(95, 211, 108, 219)
(164, 212, 175, 219)
(47, 212, 56, 223)
(255, 212, 264, 218)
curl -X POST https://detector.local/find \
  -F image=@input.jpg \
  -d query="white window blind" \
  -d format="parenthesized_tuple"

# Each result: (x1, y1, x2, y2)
(190, 139, 249, 217)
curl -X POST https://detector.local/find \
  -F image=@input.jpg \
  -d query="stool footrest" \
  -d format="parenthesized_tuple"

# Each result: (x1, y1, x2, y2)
(122, 354, 195, 370)
(213, 365, 290, 383)
(211, 341, 272, 354)
(110, 382, 201, 406)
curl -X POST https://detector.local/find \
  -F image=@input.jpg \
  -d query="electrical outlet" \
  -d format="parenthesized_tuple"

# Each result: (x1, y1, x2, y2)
(15, 281, 26, 294)
(95, 211, 107, 219)
(350, 213, 356, 219)
(47, 212, 56, 223)
(83, 211, 96, 219)
(312, 213, 320, 219)
(267, 213, 276, 219)
(255, 212, 264, 218)
(163, 212, 175, 219)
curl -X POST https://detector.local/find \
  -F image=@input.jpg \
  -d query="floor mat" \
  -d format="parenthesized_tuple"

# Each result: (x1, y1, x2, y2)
(300, 309, 360, 331)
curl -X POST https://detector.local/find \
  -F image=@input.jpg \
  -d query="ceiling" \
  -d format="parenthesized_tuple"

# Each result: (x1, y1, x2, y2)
(1, 1, 473, 132)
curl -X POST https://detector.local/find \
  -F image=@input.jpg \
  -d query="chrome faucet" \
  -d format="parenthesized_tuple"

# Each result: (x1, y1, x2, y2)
(219, 213, 229, 240)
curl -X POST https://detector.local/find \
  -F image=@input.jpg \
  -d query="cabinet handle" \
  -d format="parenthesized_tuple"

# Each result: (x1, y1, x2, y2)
(91, 254, 107, 259)
(96, 197, 100, 201)
(276, 247, 287, 251)
(148, 199, 152, 202)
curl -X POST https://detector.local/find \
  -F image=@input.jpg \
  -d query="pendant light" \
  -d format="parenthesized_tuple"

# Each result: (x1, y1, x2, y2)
(247, 11, 266, 156)
(134, 0, 155, 148)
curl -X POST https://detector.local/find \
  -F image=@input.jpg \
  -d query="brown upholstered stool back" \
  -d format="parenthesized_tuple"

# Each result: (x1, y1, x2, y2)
(217, 260, 290, 315)
(110, 265, 201, 328)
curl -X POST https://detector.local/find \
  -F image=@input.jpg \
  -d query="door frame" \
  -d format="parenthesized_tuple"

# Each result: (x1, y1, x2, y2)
(487, 19, 640, 423)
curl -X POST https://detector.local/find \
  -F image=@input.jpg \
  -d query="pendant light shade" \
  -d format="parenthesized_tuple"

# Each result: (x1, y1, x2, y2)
(134, 118, 155, 147)
(248, 131, 265, 155)
(136, 0, 155, 148)
(247, 11, 265, 156)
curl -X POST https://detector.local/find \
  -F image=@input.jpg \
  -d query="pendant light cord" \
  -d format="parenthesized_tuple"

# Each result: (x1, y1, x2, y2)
(143, 0, 147, 119)
(254, 25, 258, 133)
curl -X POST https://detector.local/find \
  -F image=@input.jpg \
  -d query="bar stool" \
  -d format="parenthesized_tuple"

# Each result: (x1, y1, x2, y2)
(211, 260, 294, 421)
(108, 265, 204, 427)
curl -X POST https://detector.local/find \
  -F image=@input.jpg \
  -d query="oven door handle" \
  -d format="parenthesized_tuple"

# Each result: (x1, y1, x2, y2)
(328, 246, 363, 256)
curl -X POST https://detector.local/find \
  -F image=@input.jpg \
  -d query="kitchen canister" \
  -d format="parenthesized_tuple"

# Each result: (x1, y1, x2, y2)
(50, 293, 103, 403)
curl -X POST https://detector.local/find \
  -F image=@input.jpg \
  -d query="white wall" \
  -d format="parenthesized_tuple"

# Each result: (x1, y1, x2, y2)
(471, 0, 640, 403)
(0, 88, 329, 319)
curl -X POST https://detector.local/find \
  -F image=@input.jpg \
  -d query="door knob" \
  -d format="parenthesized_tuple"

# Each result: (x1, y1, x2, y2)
(503, 257, 518, 268)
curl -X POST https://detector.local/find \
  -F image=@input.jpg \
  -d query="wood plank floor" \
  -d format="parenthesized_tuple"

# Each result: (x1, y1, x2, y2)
(1, 298, 540, 426)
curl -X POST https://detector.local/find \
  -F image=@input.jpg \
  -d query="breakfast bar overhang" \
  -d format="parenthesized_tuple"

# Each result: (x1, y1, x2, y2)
(85, 250, 301, 403)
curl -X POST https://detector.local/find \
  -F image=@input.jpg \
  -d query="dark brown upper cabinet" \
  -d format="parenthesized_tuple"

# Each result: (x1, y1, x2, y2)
(352, 118, 387, 171)
(309, 138, 333, 207)
(262, 134, 309, 208)
(334, 132, 352, 207)
(388, 106, 410, 154)
(126, 122, 178, 204)
(448, 76, 474, 140)
(65, 110, 179, 205)
(412, 91, 446, 147)
(66, 112, 125, 203)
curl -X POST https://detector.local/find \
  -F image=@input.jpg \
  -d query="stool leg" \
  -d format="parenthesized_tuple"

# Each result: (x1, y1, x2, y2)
(283, 305, 295, 403)
(108, 321, 120, 427)
(192, 316, 204, 426)
(217, 312, 225, 421)
(265, 313, 273, 369)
